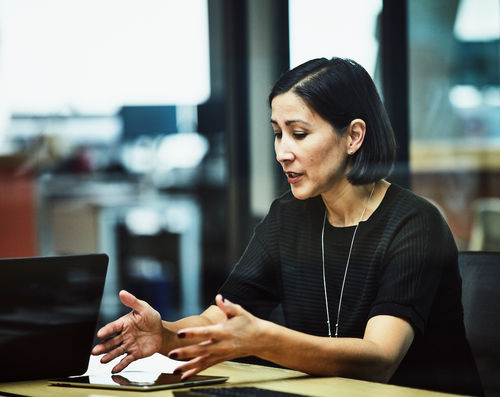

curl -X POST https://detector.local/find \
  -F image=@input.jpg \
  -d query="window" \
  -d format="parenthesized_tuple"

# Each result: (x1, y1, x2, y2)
(289, 0, 382, 77)
(409, 0, 500, 249)
(0, 0, 210, 143)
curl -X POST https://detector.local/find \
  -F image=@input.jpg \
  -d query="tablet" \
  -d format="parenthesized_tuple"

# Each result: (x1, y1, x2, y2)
(49, 371, 229, 391)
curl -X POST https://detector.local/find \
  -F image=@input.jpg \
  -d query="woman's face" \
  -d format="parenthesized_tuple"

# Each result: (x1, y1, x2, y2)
(271, 91, 349, 200)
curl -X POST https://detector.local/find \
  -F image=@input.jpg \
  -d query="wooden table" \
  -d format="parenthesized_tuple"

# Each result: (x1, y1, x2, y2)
(0, 360, 462, 397)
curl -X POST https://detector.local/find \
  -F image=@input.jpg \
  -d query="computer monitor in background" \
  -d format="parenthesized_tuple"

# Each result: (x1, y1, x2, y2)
(119, 105, 177, 142)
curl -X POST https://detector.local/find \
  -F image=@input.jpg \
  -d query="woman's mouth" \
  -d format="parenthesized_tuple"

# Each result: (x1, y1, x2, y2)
(286, 172, 303, 184)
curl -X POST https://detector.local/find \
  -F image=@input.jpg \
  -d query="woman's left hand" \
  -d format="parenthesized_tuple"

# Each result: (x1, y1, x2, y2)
(169, 294, 263, 379)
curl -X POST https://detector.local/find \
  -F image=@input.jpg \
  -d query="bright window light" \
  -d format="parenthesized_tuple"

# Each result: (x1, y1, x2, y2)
(449, 85, 483, 108)
(454, 0, 500, 41)
(0, 0, 210, 115)
(289, 0, 382, 76)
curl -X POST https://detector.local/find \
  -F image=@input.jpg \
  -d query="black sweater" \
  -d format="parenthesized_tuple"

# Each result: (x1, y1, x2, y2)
(219, 184, 483, 396)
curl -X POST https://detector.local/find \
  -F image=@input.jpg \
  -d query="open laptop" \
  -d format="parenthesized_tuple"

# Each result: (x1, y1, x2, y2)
(0, 253, 108, 382)
(0, 253, 229, 391)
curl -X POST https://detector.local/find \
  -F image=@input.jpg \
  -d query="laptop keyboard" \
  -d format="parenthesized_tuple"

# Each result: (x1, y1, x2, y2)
(189, 387, 306, 396)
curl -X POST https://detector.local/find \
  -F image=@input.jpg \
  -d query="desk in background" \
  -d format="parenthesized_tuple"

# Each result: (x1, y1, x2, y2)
(0, 360, 463, 397)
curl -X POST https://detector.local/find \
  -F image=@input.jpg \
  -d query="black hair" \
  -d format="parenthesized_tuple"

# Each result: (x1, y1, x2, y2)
(268, 57, 396, 185)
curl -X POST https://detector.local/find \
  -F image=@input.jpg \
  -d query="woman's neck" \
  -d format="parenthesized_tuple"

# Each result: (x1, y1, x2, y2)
(321, 180, 387, 227)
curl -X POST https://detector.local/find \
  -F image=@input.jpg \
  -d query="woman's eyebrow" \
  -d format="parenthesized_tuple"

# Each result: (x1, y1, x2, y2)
(270, 119, 311, 126)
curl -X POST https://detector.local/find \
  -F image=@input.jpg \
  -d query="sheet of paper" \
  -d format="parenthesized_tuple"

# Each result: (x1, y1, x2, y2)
(85, 353, 182, 376)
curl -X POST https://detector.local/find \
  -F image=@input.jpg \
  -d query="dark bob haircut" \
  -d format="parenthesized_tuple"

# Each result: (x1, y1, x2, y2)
(268, 57, 396, 185)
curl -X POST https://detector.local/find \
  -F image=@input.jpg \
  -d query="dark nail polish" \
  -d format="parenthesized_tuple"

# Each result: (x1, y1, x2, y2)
(177, 332, 186, 339)
(169, 352, 178, 359)
(173, 369, 181, 375)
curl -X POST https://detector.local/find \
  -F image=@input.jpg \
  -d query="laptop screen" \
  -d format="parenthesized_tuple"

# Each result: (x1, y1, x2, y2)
(0, 254, 108, 382)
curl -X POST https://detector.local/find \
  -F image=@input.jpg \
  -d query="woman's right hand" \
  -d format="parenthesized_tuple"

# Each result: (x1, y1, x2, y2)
(91, 290, 165, 373)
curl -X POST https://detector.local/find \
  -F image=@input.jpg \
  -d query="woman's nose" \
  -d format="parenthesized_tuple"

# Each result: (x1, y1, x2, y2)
(275, 141, 295, 163)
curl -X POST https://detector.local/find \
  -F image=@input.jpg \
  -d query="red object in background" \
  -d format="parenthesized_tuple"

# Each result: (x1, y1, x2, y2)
(0, 168, 37, 258)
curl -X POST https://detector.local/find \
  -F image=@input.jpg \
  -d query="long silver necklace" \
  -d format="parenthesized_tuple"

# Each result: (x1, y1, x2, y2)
(321, 183, 376, 337)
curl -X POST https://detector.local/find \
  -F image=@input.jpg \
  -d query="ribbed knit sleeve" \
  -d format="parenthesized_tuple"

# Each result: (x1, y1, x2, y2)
(368, 190, 457, 335)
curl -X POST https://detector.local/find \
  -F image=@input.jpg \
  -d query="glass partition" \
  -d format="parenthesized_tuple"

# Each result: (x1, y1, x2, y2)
(408, 0, 500, 250)
(0, 0, 212, 320)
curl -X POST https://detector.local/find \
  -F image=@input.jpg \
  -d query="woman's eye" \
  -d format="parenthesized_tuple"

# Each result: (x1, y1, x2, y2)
(273, 131, 282, 139)
(293, 132, 307, 139)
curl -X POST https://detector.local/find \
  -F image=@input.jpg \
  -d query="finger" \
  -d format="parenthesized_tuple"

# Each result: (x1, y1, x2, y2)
(99, 343, 128, 364)
(181, 367, 204, 380)
(92, 334, 122, 355)
(112, 352, 136, 373)
(95, 291, 140, 340)
(95, 319, 124, 340)
(215, 294, 240, 319)
(177, 322, 224, 342)
(169, 339, 213, 361)
(174, 354, 213, 379)
(119, 290, 148, 314)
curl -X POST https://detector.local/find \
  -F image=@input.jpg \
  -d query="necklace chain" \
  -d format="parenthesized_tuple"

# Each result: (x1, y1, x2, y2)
(321, 183, 376, 337)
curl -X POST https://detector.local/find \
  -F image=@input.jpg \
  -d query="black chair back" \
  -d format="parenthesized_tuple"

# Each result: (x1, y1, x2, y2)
(459, 251, 500, 397)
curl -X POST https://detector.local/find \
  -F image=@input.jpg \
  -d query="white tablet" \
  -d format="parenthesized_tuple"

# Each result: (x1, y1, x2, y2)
(49, 371, 229, 391)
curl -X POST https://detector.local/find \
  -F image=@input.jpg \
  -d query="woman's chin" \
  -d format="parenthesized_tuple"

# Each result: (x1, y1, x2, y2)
(290, 186, 313, 201)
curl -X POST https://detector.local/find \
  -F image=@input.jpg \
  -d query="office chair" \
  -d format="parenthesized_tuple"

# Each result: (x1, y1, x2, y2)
(459, 251, 500, 397)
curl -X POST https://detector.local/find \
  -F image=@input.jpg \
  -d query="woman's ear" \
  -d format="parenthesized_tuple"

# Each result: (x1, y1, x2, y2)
(346, 119, 366, 155)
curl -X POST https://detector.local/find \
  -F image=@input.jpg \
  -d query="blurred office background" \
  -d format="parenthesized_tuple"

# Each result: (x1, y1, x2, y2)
(0, 0, 499, 324)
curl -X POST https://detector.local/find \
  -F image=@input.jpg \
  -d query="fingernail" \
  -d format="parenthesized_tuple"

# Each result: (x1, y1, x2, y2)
(173, 369, 181, 375)
(177, 332, 186, 339)
(216, 294, 224, 303)
(169, 352, 178, 359)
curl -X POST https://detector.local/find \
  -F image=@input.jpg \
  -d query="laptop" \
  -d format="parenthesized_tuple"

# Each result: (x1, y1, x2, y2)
(0, 253, 108, 382)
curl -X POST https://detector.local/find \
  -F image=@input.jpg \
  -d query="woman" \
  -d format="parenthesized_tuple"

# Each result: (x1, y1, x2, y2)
(92, 57, 483, 396)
